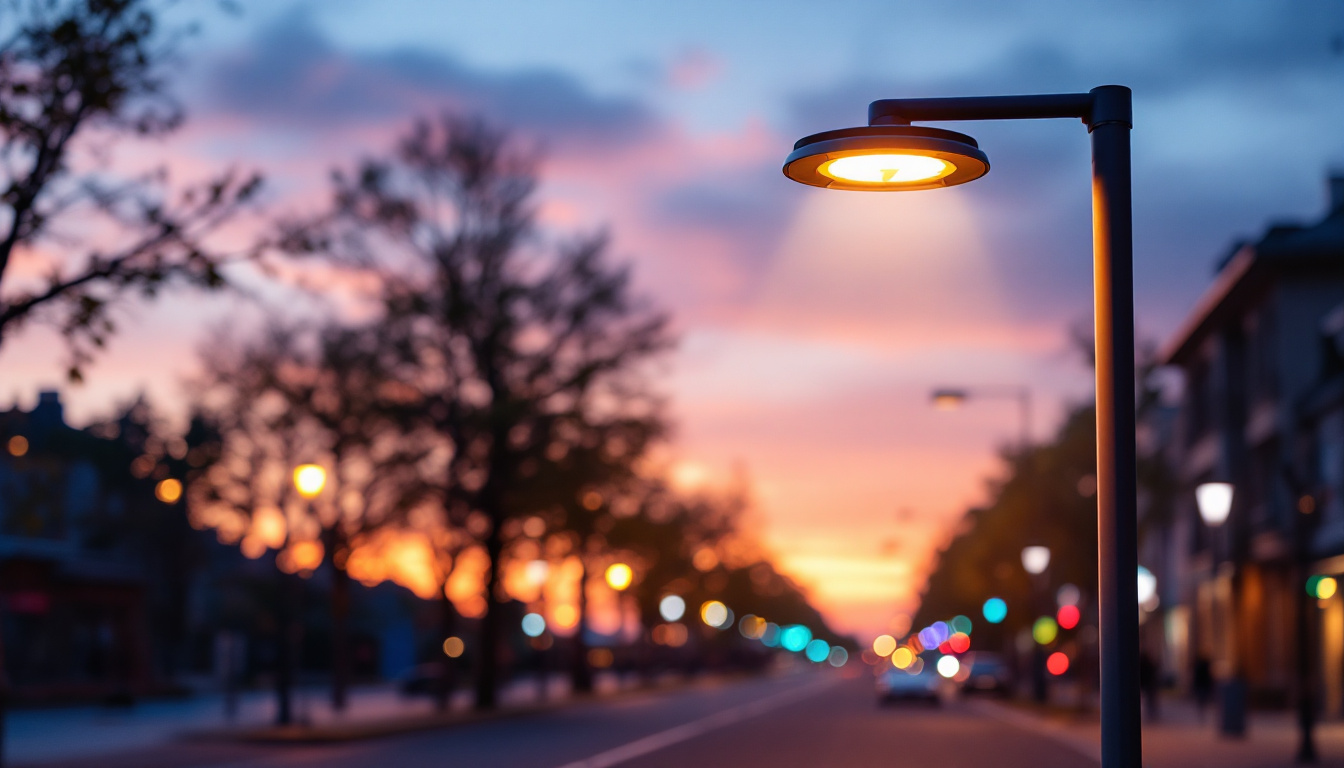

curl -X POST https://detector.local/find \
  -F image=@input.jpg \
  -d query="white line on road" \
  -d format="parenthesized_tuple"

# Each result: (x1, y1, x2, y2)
(553, 677, 839, 768)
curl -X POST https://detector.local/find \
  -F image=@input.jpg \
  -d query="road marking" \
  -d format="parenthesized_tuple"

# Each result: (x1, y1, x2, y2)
(553, 677, 838, 768)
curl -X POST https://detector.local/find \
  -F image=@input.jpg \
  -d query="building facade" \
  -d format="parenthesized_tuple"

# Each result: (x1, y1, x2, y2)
(1151, 175, 1344, 713)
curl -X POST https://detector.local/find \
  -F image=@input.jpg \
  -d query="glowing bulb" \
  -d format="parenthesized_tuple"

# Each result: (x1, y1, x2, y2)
(293, 464, 327, 498)
(604, 563, 633, 590)
(820, 153, 953, 185)
(1196, 482, 1233, 526)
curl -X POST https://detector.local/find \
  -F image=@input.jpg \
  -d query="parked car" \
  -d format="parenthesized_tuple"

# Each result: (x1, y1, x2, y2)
(876, 665, 941, 706)
(961, 652, 1011, 696)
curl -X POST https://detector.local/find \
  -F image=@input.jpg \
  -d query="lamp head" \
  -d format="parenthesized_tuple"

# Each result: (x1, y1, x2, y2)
(1196, 482, 1233, 527)
(783, 125, 989, 191)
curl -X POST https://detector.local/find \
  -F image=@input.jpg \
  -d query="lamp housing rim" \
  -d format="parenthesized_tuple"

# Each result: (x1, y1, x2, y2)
(783, 125, 989, 191)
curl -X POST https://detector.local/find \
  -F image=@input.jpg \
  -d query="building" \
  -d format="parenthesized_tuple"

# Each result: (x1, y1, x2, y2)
(1152, 175, 1344, 713)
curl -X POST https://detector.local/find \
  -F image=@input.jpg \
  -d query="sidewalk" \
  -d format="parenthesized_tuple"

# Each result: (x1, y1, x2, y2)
(7, 672, 634, 765)
(973, 695, 1344, 768)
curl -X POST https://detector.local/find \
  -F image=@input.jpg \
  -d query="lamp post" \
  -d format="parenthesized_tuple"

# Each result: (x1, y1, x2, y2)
(783, 86, 1138, 767)
(278, 464, 325, 726)
(1196, 480, 1245, 736)
(1022, 545, 1052, 703)
(931, 386, 1033, 450)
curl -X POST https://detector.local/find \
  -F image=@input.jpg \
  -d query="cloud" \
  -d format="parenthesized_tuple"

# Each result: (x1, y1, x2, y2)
(205, 9, 657, 151)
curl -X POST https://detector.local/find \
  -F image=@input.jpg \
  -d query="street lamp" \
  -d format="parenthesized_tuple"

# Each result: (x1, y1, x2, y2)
(1195, 480, 1245, 736)
(1196, 482, 1233, 527)
(930, 386, 1033, 449)
(784, 86, 1138, 767)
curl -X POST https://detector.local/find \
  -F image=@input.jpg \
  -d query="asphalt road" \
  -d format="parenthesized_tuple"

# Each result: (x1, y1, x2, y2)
(25, 671, 1101, 768)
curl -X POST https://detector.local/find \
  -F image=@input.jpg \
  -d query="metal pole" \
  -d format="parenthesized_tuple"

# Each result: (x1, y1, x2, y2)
(1089, 85, 1141, 768)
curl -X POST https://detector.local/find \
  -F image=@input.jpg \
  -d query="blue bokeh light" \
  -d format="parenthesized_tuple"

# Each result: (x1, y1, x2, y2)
(983, 597, 1008, 624)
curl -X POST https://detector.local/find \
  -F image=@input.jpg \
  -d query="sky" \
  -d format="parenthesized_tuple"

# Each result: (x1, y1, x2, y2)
(3, 0, 1343, 639)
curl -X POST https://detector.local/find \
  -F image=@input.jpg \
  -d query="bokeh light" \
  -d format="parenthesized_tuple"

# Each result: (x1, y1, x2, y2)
(1136, 566, 1157, 605)
(155, 478, 182, 504)
(738, 614, 766, 639)
(828, 647, 849, 667)
(522, 612, 546, 637)
(442, 636, 465, 658)
(700, 600, 729, 628)
(1316, 576, 1338, 600)
(982, 597, 1007, 624)
(605, 563, 633, 590)
(891, 647, 914, 669)
(780, 625, 811, 652)
(936, 655, 960, 678)
(1057, 584, 1082, 607)
(1047, 652, 1070, 676)
(292, 464, 326, 498)
(948, 632, 970, 654)
(587, 648, 614, 668)
(659, 594, 686, 621)
(7, 435, 29, 456)
(1032, 616, 1059, 645)
(950, 615, 973, 635)
(760, 622, 781, 647)
(805, 639, 830, 663)
(872, 634, 897, 657)
(1056, 604, 1081, 630)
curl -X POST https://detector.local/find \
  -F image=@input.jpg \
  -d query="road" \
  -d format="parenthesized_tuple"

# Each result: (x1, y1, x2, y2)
(22, 670, 1102, 768)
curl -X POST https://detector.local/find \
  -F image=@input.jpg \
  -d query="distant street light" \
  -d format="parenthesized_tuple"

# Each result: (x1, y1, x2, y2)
(1196, 482, 1234, 527)
(784, 85, 1139, 768)
(604, 562, 633, 591)
(930, 386, 1033, 449)
(1021, 546, 1052, 575)
(293, 463, 327, 499)
(1195, 480, 1244, 736)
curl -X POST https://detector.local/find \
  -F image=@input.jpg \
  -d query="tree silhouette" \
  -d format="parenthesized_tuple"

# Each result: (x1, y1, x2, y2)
(312, 115, 672, 709)
(0, 0, 262, 379)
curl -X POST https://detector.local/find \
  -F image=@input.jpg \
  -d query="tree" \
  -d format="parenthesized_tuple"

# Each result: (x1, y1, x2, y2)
(0, 0, 262, 379)
(316, 115, 672, 709)
(188, 321, 439, 718)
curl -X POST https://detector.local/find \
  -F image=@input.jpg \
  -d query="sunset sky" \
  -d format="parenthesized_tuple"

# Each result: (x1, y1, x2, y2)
(3, 1, 1342, 639)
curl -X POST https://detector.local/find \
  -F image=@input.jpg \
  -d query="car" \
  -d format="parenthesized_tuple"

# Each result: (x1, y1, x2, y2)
(962, 652, 1011, 696)
(876, 665, 941, 706)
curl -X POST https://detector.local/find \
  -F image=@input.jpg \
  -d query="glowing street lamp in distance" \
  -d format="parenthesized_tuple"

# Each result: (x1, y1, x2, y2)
(293, 464, 326, 498)
(1021, 545, 1051, 575)
(1196, 482, 1234, 527)
(604, 563, 633, 591)
(931, 388, 968, 411)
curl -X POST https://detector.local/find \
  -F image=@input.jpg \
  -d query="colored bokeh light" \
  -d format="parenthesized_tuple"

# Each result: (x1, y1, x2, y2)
(828, 647, 849, 667)
(805, 639, 830, 663)
(155, 477, 182, 504)
(293, 464, 326, 498)
(780, 625, 812, 652)
(1032, 616, 1059, 645)
(948, 632, 970, 654)
(891, 647, 914, 669)
(442, 636, 465, 658)
(761, 623, 781, 647)
(1047, 652, 1070, 676)
(983, 597, 1008, 624)
(1317, 576, 1338, 600)
(872, 634, 897, 657)
(521, 612, 546, 637)
(700, 600, 728, 628)
(1057, 604, 1081, 630)
(950, 615, 973, 635)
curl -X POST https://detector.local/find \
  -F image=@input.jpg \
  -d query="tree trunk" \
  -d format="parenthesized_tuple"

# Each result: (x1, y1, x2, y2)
(437, 585, 456, 712)
(474, 516, 504, 710)
(330, 547, 351, 712)
(571, 557, 593, 694)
